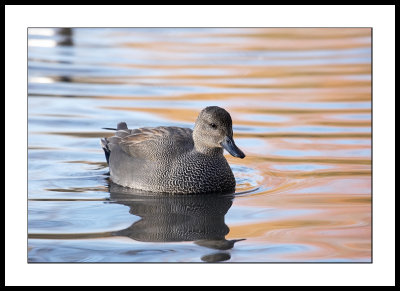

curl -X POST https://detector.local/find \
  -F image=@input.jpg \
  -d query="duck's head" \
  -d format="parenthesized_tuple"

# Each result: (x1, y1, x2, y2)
(193, 106, 245, 159)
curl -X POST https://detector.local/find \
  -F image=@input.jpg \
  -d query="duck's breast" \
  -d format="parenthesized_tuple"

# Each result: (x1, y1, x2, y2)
(166, 152, 236, 194)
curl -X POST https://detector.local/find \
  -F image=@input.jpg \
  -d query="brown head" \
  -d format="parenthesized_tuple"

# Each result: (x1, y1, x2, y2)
(192, 106, 245, 158)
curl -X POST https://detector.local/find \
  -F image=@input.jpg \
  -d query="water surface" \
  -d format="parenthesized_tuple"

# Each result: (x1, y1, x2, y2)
(28, 28, 371, 262)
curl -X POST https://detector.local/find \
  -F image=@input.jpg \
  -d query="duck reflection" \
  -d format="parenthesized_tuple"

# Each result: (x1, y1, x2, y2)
(108, 182, 244, 262)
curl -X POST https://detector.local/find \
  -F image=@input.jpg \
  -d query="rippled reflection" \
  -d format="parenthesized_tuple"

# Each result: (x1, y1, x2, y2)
(109, 183, 244, 262)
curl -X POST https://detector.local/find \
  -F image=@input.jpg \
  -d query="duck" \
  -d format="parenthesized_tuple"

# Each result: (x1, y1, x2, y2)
(101, 106, 245, 194)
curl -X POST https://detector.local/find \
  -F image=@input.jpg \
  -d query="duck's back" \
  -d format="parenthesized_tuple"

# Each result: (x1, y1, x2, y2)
(107, 124, 193, 159)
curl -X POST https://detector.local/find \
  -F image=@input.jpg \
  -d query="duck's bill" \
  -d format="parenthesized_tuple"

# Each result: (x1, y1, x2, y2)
(221, 136, 245, 159)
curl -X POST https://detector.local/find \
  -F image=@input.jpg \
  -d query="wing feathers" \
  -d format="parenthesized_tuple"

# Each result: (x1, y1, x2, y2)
(104, 125, 193, 160)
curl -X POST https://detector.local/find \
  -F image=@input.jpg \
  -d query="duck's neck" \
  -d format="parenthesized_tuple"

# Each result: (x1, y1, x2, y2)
(194, 143, 224, 157)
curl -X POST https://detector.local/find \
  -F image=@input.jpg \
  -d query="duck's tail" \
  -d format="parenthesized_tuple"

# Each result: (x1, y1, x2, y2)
(100, 138, 111, 165)
(101, 122, 128, 165)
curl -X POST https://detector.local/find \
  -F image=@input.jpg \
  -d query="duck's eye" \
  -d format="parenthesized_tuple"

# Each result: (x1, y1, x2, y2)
(210, 123, 217, 129)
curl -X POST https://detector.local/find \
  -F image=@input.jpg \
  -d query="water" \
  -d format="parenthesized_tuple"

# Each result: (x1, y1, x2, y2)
(28, 28, 371, 263)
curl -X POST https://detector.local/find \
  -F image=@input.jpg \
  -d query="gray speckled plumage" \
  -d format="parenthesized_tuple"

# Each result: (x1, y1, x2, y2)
(101, 106, 245, 194)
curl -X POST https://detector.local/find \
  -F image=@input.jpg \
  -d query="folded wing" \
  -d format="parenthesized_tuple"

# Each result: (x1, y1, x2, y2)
(106, 125, 194, 161)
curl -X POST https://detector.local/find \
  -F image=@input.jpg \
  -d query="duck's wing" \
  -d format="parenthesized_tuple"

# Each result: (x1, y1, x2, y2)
(106, 125, 194, 160)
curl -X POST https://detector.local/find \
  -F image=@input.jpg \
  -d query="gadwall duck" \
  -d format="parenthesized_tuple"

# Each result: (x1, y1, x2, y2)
(101, 106, 245, 194)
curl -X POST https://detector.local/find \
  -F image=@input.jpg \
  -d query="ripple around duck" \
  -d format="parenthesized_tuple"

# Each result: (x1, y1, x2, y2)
(232, 164, 280, 197)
